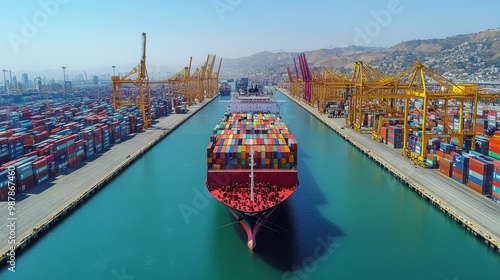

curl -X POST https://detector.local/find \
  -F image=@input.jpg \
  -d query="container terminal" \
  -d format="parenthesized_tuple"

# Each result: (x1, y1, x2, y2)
(280, 54, 500, 253)
(1, 32, 500, 265)
(0, 33, 222, 265)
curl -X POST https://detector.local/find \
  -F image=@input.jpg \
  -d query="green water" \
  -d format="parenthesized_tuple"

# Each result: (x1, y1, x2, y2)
(1, 91, 499, 279)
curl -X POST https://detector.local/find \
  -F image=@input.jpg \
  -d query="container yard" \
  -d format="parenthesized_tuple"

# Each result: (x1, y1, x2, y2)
(278, 87, 500, 253)
(0, 97, 169, 201)
(0, 95, 218, 265)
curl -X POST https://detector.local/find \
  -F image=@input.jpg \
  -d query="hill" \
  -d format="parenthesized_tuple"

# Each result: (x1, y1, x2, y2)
(220, 29, 500, 82)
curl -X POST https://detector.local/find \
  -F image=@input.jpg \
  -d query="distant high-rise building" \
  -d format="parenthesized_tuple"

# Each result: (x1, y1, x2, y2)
(22, 73, 29, 89)
(36, 78, 42, 93)
(12, 76, 18, 89)
(93, 76, 99, 85)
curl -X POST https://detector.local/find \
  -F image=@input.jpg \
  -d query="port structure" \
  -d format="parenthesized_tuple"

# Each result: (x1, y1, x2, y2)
(396, 62, 500, 166)
(316, 67, 351, 114)
(112, 32, 152, 128)
(166, 54, 222, 105)
(298, 53, 312, 104)
(348, 61, 408, 137)
(288, 54, 351, 115)
(287, 56, 500, 167)
(347, 61, 500, 166)
(209, 56, 223, 99)
(286, 58, 303, 101)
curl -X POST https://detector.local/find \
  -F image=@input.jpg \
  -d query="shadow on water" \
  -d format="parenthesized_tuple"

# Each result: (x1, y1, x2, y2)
(227, 155, 345, 271)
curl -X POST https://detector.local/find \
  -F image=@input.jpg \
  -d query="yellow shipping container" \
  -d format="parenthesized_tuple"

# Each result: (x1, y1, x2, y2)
(289, 155, 294, 162)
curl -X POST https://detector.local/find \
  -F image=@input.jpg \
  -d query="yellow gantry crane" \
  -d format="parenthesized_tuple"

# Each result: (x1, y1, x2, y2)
(168, 56, 192, 104)
(317, 67, 352, 115)
(166, 55, 220, 104)
(112, 32, 152, 128)
(348, 61, 407, 135)
(397, 62, 494, 165)
(345, 60, 500, 166)
(287, 58, 303, 100)
(207, 56, 222, 98)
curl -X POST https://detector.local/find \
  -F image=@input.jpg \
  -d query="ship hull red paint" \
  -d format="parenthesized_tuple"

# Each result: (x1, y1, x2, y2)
(207, 169, 298, 188)
(220, 90, 231, 96)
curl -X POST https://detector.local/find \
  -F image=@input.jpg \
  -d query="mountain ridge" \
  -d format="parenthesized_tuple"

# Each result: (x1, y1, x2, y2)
(221, 28, 500, 82)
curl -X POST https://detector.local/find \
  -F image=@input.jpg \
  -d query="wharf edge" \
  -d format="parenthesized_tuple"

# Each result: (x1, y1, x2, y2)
(277, 88, 500, 254)
(0, 95, 219, 267)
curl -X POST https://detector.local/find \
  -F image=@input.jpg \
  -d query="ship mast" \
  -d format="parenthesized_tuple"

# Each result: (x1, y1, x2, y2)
(250, 146, 255, 202)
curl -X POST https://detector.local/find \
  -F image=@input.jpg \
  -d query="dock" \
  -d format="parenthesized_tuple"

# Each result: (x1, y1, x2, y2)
(278, 88, 500, 253)
(0, 96, 217, 264)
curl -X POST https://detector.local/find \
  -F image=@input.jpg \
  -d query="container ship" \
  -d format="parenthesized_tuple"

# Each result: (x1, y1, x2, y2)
(219, 82, 232, 96)
(205, 86, 299, 249)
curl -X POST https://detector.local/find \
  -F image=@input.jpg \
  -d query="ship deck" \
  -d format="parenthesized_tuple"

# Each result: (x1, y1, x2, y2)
(208, 184, 297, 213)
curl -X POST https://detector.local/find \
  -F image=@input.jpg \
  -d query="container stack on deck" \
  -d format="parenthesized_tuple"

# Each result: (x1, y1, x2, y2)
(207, 113, 298, 170)
(0, 97, 172, 201)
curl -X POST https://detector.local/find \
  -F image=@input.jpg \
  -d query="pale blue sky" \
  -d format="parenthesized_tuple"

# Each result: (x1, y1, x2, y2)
(1, 0, 499, 74)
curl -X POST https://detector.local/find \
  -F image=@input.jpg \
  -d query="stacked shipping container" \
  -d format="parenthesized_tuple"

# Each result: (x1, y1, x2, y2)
(0, 97, 172, 201)
(207, 113, 298, 170)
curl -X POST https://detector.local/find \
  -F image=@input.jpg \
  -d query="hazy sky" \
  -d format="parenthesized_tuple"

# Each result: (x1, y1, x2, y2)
(1, 0, 499, 75)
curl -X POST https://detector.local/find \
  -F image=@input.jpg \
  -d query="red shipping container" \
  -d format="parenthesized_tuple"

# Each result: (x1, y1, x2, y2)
(46, 155, 55, 163)
(493, 191, 500, 200)
(67, 144, 76, 154)
(439, 159, 452, 177)
(32, 158, 47, 169)
(0, 187, 8, 201)
(469, 159, 491, 174)
(76, 154, 85, 163)
(467, 180, 484, 195)
(17, 176, 34, 192)
(453, 168, 463, 178)
(493, 179, 500, 188)
(37, 147, 49, 156)
(34, 169, 49, 180)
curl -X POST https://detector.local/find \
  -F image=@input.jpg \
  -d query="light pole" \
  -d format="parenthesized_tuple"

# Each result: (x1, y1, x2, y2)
(62, 66, 67, 95)
(112, 65, 116, 76)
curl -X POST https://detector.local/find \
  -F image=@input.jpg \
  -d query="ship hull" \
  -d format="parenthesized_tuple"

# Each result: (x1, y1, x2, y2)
(219, 90, 231, 96)
(227, 206, 277, 249)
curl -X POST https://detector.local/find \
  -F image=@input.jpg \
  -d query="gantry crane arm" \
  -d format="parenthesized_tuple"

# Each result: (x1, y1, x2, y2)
(112, 32, 151, 128)
(214, 57, 222, 79)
